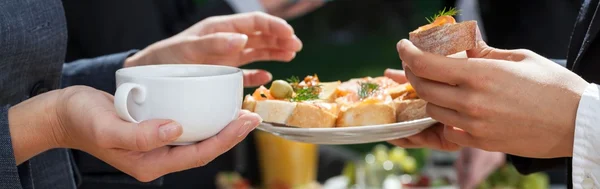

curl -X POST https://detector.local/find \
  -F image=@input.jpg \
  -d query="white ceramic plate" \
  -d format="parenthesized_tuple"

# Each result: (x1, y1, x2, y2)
(256, 118, 438, 144)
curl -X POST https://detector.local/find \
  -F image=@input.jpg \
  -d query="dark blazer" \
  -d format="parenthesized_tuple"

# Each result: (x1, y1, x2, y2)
(508, 0, 600, 188)
(0, 0, 138, 189)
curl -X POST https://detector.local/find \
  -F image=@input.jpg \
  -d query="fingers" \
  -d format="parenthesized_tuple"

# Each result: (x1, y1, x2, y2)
(404, 67, 465, 110)
(151, 110, 261, 173)
(397, 39, 472, 84)
(209, 12, 295, 39)
(443, 125, 477, 147)
(245, 34, 303, 52)
(388, 123, 460, 151)
(184, 32, 249, 56)
(239, 48, 297, 65)
(103, 119, 183, 152)
(243, 69, 273, 87)
(425, 103, 475, 132)
(384, 68, 408, 84)
(467, 40, 528, 62)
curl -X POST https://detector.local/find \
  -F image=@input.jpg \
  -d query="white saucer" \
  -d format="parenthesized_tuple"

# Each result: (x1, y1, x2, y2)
(257, 118, 438, 144)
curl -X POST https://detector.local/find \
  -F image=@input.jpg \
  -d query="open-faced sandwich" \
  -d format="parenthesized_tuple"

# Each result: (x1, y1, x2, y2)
(409, 7, 480, 56)
(242, 75, 428, 128)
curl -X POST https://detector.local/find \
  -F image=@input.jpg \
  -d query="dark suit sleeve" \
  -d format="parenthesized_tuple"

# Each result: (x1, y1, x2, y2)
(61, 50, 138, 93)
(0, 105, 28, 189)
(507, 154, 567, 174)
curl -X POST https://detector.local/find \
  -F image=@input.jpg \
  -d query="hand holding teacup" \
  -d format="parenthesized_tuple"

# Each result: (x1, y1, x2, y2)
(99, 12, 300, 182)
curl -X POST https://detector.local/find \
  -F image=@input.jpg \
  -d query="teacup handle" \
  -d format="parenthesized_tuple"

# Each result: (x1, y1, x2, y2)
(114, 83, 147, 123)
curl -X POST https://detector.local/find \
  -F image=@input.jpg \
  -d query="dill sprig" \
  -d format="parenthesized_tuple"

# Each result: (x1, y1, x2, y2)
(358, 82, 379, 99)
(426, 7, 460, 23)
(286, 75, 321, 102)
(286, 76, 300, 85)
(290, 87, 320, 102)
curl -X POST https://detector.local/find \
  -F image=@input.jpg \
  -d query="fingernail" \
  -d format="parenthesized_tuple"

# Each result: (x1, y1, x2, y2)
(228, 34, 248, 49)
(237, 116, 261, 137)
(397, 39, 406, 50)
(266, 72, 273, 81)
(159, 122, 182, 141)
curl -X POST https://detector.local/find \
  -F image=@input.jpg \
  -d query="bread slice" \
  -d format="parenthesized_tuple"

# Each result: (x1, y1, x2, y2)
(334, 77, 398, 127)
(253, 100, 297, 125)
(287, 102, 338, 128)
(336, 102, 396, 127)
(318, 81, 341, 102)
(249, 99, 338, 128)
(242, 95, 257, 112)
(409, 20, 479, 56)
(394, 98, 428, 122)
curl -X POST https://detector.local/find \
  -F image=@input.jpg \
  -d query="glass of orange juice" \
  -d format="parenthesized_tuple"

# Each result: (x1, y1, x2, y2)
(254, 130, 318, 189)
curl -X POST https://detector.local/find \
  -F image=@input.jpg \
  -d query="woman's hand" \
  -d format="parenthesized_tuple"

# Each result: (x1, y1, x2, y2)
(396, 38, 589, 158)
(8, 86, 261, 182)
(125, 12, 303, 87)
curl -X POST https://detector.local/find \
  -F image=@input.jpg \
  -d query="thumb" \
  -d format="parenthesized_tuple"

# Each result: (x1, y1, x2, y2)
(186, 32, 248, 56)
(108, 119, 183, 151)
(384, 68, 408, 84)
(466, 40, 527, 61)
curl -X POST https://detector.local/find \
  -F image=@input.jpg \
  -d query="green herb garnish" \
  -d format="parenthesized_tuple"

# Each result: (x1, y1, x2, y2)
(358, 82, 380, 99)
(286, 76, 300, 85)
(426, 7, 460, 23)
(290, 87, 320, 102)
(286, 75, 321, 102)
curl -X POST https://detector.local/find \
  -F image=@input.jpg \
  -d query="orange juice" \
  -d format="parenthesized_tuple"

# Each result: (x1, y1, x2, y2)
(254, 130, 318, 189)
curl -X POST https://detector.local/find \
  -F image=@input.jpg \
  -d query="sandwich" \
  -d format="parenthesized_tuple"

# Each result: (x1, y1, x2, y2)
(243, 75, 429, 128)
(408, 7, 480, 56)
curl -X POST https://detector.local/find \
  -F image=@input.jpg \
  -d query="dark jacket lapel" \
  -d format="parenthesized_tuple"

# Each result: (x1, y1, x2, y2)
(569, 0, 600, 71)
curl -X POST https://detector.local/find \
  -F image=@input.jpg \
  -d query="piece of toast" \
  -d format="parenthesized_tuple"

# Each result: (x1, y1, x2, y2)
(334, 77, 398, 127)
(394, 98, 428, 122)
(244, 95, 338, 128)
(336, 101, 397, 127)
(409, 20, 479, 56)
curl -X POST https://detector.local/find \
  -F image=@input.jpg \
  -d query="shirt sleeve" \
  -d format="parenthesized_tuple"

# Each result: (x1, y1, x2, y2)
(225, 0, 265, 13)
(0, 105, 27, 189)
(61, 50, 138, 94)
(573, 83, 600, 189)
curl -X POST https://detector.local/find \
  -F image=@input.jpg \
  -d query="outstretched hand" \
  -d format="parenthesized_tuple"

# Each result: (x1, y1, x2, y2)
(125, 12, 303, 87)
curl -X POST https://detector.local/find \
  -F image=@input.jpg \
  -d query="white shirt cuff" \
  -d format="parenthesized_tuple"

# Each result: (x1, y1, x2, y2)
(573, 83, 600, 189)
(225, 0, 266, 13)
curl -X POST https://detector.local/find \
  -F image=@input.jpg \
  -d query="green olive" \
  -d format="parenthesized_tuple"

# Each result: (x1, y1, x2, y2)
(269, 80, 293, 99)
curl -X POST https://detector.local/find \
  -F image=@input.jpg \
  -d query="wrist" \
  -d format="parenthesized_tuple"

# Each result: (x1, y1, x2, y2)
(8, 90, 63, 164)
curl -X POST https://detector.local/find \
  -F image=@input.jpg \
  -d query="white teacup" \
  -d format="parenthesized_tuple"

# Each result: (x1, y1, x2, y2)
(114, 64, 243, 145)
